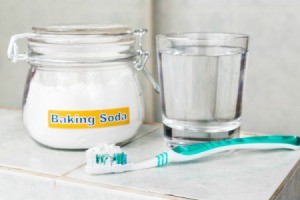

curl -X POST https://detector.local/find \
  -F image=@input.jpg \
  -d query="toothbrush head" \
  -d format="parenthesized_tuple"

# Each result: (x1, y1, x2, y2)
(85, 144, 131, 174)
(86, 144, 127, 167)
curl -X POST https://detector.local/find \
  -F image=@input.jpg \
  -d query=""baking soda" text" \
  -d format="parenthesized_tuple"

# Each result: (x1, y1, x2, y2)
(48, 107, 130, 129)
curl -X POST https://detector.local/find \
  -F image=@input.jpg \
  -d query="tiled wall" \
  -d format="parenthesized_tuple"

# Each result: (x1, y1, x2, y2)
(1, 0, 300, 135)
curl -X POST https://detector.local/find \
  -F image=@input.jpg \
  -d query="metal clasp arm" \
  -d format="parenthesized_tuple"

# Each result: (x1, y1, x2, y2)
(134, 29, 160, 93)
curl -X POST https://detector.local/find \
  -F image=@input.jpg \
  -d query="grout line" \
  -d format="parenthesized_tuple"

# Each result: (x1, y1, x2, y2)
(150, 0, 162, 122)
(61, 163, 86, 177)
(241, 131, 263, 136)
(55, 176, 193, 200)
(54, 124, 195, 199)
(143, 0, 155, 123)
(0, 107, 21, 110)
(143, 122, 161, 125)
(62, 124, 162, 177)
(270, 159, 300, 199)
(120, 124, 161, 146)
(0, 165, 190, 199)
(0, 165, 58, 179)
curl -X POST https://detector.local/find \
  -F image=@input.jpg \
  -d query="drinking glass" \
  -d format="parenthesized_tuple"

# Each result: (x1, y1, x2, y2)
(156, 33, 249, 147)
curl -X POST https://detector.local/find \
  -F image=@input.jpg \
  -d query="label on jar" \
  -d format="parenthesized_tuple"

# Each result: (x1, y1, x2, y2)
(48, 107, 130, 129)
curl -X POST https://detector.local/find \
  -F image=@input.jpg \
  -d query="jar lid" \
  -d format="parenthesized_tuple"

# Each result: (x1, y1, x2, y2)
(32, 24, 132, 35)
(26, 24, 138, 64)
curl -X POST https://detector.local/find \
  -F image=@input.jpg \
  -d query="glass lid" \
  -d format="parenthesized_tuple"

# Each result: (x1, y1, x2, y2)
(8, 24, 148, 65)
(32, 24, 132, 35)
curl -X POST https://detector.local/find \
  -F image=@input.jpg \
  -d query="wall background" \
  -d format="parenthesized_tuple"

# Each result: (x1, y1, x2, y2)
(1, 0, 300, 135)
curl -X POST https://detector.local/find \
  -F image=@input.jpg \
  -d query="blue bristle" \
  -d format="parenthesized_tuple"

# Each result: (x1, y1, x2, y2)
(91, 144, 127, 166)
(96, 154, 109, 164)
(112, 152, 127, 165)
(95, 152, 127, 165)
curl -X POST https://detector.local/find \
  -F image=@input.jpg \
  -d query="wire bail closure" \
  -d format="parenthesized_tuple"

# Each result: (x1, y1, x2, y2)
(7, 33, 34, 63)
(134, 29, 160, 93)
(8, 28, 160, 93)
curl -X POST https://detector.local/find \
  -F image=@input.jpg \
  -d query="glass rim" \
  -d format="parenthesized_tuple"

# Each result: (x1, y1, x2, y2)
(156, 32, 249, 40)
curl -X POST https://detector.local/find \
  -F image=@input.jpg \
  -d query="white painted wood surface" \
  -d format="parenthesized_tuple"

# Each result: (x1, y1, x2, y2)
(0, 109, 299, 200)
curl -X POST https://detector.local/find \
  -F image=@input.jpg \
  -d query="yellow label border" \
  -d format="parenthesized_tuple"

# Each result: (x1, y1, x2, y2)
(48, 107, 130, 129)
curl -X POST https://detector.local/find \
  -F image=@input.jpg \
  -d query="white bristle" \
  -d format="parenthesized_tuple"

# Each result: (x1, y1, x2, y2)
(86, 144, 126, 168)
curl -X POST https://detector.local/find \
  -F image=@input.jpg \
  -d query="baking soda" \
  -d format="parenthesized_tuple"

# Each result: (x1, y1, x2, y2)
(23, 64, 143, 149)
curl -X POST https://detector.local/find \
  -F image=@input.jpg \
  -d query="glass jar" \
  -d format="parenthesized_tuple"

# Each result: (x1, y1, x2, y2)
(8, 25, 159, 149)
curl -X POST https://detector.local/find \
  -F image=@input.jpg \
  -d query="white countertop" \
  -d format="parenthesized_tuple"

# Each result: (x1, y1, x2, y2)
(0, 109, 299, 200)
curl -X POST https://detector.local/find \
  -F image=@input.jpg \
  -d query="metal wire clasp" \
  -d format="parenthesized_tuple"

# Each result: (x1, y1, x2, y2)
(134, 29, 160, 93)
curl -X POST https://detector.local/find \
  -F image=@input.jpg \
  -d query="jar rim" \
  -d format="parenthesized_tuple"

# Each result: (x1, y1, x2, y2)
(32, 24, 133, 35)
(25, 24, 139, 63)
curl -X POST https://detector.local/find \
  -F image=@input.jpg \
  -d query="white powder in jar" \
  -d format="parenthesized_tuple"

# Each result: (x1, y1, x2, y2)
(23, 63, 144, 149)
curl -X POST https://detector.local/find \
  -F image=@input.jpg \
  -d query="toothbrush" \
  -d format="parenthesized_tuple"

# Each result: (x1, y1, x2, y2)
(85, 135, 300, 175)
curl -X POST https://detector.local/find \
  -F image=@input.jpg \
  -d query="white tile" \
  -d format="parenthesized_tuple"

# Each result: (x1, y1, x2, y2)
(0, 109, 85, 176)
(54, 178, 165, 200)
(66, 128, 300, 200)
(0, 109, 299, 199)
(0, 109, 160, 176)
(0, 168, 54, 200)
(121, 123, 161, 147)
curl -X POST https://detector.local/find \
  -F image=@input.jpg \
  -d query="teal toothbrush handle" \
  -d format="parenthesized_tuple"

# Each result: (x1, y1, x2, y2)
(172, 136, 300, 156)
